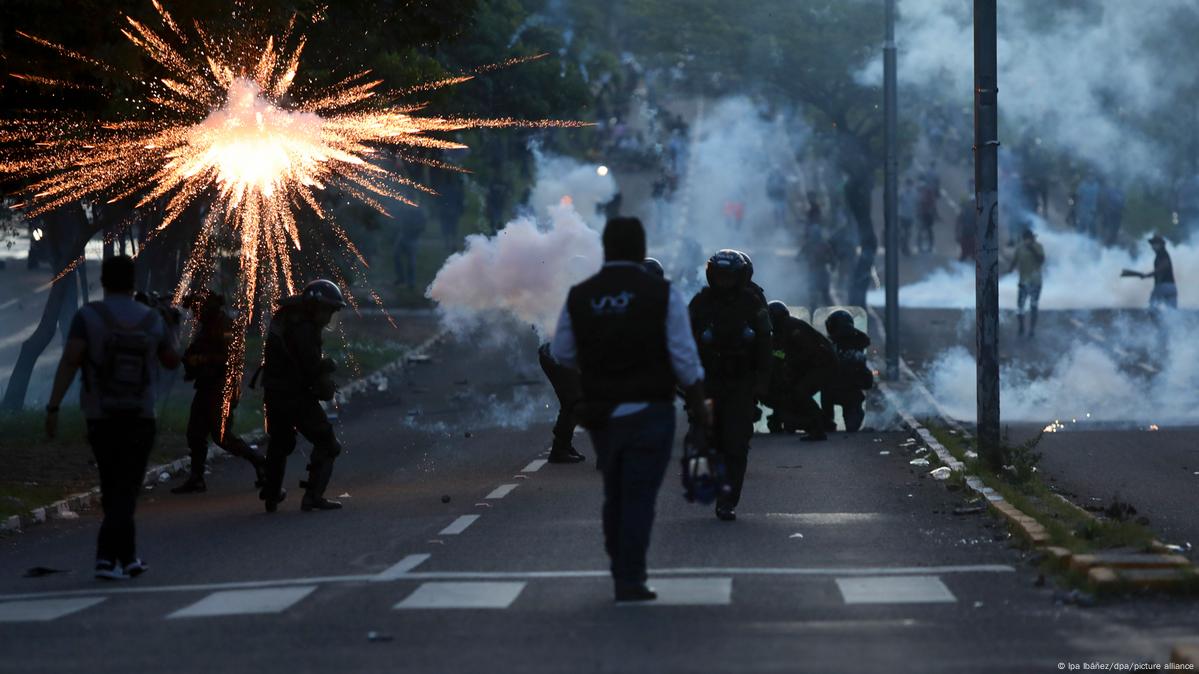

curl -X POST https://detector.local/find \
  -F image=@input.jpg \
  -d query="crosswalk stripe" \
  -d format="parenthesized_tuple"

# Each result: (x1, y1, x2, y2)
(620, 578, 732, 607)
(395, 582, 526, 609)
(0, 597, 105, 622)
(168, 586, 316, 619)
(439, 514, 479, 535)
(521, 459, 548, 473)
(835, 576, 956, 605)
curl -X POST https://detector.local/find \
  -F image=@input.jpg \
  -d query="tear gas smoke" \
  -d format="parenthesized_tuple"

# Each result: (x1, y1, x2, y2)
(868, 221, 1196, 310)
(526, 151, 616, 227)
(859, 0, 1194, 181)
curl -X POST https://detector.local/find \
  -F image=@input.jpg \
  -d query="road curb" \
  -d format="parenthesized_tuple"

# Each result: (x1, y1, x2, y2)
(0, 327, 447, 536)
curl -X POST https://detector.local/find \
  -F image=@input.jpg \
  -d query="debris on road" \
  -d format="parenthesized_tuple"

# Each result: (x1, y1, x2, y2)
(879, 450, 891, 456)
(1053, 589, 1096, 608)
(338, 493, 351, 499)
(367, 631, 394, 642)
(930, 466, 952, 480)
(158, 472, 170, 483)
(789, 533, 804, 539)
(407, 354, 432, 364)
(909, 458, 930, 467)
(953, 505, 986, 516)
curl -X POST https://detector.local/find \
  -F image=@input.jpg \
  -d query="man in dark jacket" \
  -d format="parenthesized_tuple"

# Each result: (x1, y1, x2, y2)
(551, 217, 709, 602)
(822, 310, 873, 432)
(537, 342, 585, 464)
(259, 280, 347, 513)
(762, 301, 836, 441)
(171, 291, 265, 494)
(689, 250, 772, 522)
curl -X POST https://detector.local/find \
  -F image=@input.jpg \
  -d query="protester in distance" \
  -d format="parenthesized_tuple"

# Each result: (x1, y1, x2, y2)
(170, 290, 266, 494)
(537, 341, 585, 464)
(257, 280, 348, 513)
(762, 301, 836, 441)
(822, 310, 872, 433)
(1008, 228, 1045, 338)
(688, 249, 772, 522)
(44, 255, 181, 580)
(550, 217, 710, 603)
(1127, 234, 1178, 310)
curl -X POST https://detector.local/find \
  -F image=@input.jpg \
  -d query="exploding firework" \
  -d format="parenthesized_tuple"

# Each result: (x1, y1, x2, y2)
(0, 1, 585, 409)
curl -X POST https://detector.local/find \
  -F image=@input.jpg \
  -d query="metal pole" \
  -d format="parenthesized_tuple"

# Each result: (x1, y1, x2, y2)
(974, 0, 1002, 467)
(883, 0, 899, 381)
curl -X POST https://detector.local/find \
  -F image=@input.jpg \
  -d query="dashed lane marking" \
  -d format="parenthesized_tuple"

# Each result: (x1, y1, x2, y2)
(0, 565, 1014, 602)
(439, 514, 480, 536)
(373, 554, 432, 582)
(0, 597, 105, 622)
(521, 459, 548, 473)
(168, 586, 316, 618)
(486, 484, 519, 499)
(765, 513, 889, 525)
(836, 576, 956, 605)
(395, 582, 526, 609)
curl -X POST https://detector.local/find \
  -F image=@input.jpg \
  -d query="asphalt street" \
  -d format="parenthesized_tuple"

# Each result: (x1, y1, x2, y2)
(0, 331, 1194, 673)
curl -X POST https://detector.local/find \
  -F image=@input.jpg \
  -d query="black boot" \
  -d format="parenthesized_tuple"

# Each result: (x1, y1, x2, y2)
(260, 487, 287, 513)
(547, 442, 585, 464)
(171, 475, 207, 494)
(301, 457, 341, 511)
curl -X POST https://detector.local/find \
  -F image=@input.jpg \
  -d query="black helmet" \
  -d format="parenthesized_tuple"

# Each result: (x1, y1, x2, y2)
(737, 250, 754, 282)
(767, 300, 790, 326)
(643, 257, 665, 278)
(825, 309, 854, 337)
(301, 279, 348, 309)
(705, 249, 747, 290)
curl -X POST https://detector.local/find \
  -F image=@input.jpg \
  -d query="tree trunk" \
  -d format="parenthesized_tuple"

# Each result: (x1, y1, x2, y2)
(1, 206, 96, 411)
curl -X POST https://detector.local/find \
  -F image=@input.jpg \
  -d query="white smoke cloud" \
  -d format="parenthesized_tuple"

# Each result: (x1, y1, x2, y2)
(527, 151, 616, 228)
(426, 201, 602, 338)
(859, 0, 1192, 181)
(869, 222, 1195, 310)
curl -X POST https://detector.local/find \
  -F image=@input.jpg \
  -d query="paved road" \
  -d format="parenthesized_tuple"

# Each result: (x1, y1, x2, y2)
(0, 332, 1192, 673)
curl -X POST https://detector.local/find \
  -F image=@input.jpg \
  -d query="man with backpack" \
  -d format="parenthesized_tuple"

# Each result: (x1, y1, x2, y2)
(688, 250, 772, 522)
(45, 255, 181, 580)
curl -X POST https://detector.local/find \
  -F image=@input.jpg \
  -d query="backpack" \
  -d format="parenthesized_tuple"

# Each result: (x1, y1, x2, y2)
(693, 289, 760, 378)
(87, 303, 157, 416)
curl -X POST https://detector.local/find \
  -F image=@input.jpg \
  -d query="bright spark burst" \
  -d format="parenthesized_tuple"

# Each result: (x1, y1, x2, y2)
(0, 2, 586, 410)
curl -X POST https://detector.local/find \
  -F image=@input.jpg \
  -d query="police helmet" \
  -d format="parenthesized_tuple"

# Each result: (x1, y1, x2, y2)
(705, 249, 747, 290)
(681, 428, 730, 505)
(767, 300, 790, 327)
(825, 310, 855, 337)
(301, 279, 348, 309)
(643, 257, 665, 278)
(737, 250, 755, 282)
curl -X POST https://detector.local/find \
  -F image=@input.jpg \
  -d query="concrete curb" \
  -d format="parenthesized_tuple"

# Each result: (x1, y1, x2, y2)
(0, 327, 447, 536)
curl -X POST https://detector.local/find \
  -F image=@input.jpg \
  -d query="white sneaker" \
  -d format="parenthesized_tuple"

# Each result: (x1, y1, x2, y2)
(95, 559, 128, 581)
(123, 559, 148, 578)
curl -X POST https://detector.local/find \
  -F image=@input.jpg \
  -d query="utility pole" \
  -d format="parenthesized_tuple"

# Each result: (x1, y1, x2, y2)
(974, 0, 1002, 468)
(883, 0, 899, 381)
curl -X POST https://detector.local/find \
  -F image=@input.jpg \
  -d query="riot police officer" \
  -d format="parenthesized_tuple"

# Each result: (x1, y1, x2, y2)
(258, 280, 347, 513)
(762, 301, 836, 440)
(689, 250, 772, 521)
(171, 291, 265, 494)
(823, 310, 873, 432)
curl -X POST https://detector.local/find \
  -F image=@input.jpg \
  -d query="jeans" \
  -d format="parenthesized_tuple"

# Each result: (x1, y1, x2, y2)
(588, 403, 676, 586)
(1017, 282, 1042, 316)
(87, 418, 155, 565)
(186, 386, 261, 475)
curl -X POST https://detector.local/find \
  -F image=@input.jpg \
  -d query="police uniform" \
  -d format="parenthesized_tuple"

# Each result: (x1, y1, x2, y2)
(823, 312, 872, 432)
(763, 307, 836, 439)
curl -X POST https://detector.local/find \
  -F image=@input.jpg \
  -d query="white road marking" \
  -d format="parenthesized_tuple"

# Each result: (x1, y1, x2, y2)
(486, 484, 518, 499)
(836, 576, 956, 605)
(168, 586, 316, 618)
(621, 578, 732, 606)
(395, 582, 526, 609)
(439, 515, 479, 535)
(0, 565, 1014, 602)
(521, 459, 548, 473)
(765, 513, 887, 525)
(373, 554, 431, 582)
(0, 597, 105, 622)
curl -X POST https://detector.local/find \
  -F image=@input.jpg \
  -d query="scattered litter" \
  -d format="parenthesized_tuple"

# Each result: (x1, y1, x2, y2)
(366, 631, 393, 642)
(972, 601, 984, 609)
(406, 354, 431, 364)
(915, 447, 929, 456)
(475, 503, 491, 508)
(788, 533, 804, 539)
(23, 567, 68, 578)
(1053, 589, 1095, 608)
(464, 432, 473, 439)
(964, 450, 978, 460)
(513, 475, 528, 480)
(249, 444, 259, 450)
(158, 472, 170, 483)
(440, 495, 451, 504)
(909, 458, 930, 467)
(1163, 542, 1193, 554)
(58, 511, 79, 520)
(879, 450, 891, 456)
(338, 493, 351, 499)
(427, 539, 444, 545)
(900, 439, 917, 447)
(948, 430, 958, 435)
(953, 505, 985, 516)
(872, 437, 883, 443)
(930, 466, 952, 480)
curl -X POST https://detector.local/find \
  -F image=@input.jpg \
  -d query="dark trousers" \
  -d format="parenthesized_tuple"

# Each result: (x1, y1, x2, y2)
(823, 391, 866, 432)
(186, 386, 261, 475)
(87, 418, 155, 565)
(764, 374, 825, 434)
(537, 346, 581, 453)
(263, 393, 341, 500)
(589, 403, 675, 586)
(712, 378, 757, 509)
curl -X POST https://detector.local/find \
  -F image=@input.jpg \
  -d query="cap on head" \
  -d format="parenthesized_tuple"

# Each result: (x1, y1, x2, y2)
(766, 300, 789, 326)
(706, 249, 747, 290)
(301, 279, 347, 309)
(1148, 234, 1167, 246)
(825, 309, 854, 337)
(642, 257, 665, 278)
(100, 255, 136, 293)
(602, 217, 646, 263)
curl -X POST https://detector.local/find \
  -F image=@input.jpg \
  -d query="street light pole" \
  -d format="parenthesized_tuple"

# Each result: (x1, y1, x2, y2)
(974, 0, 1002, 467)
(883, 0, 899, 381)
